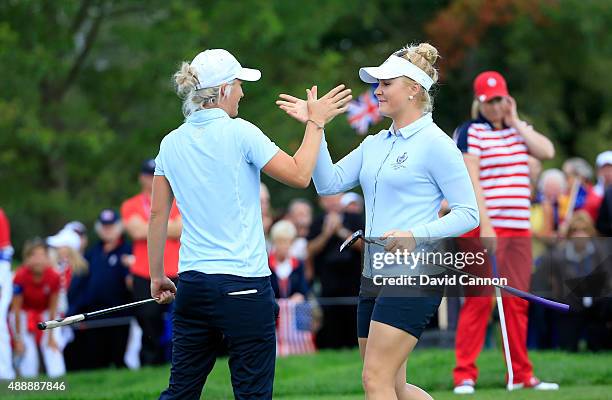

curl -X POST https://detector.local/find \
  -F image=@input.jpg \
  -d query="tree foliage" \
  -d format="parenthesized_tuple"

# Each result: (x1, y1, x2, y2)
(427, 0, 612, 160)
(0, 0, 610, 252)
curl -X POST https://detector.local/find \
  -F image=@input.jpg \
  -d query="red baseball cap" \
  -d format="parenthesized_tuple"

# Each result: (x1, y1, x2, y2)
(473, 71, 509, 102)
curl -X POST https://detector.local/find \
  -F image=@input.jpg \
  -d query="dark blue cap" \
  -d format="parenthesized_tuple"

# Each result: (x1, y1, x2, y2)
(141, 159, 156, 175)
(98, 209, 119, 225)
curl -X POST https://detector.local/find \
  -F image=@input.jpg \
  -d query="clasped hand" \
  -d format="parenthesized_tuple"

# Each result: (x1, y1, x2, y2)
(276, 84, 352, 127)
(381, 230, 416, 253)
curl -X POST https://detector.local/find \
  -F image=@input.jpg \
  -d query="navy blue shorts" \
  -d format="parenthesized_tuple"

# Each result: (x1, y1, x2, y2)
(160, 271, 277, 400)
(357, 277, 443, 339)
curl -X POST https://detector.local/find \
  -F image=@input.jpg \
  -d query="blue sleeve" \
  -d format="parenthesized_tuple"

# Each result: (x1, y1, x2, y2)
(154, 136, 168, 176)
(453, 121, 472, 153)
(124, 240, 133, 254)
(120, 244, 132, 277)
(312, 133, 366, 195)
(0, 246, 13, 263)
(67, 274, 90, 315)
(411, 135, 479, 244)
(237, 119, 280, 169)
(13, 283, 23, 295)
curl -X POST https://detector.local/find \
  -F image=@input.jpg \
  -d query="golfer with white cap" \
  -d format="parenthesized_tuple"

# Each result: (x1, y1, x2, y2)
(148, 49, 351, 399)
(278, 43, 479, 399)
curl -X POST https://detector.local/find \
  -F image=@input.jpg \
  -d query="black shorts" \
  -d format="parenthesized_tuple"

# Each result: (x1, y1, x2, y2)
(357, 276, 443, 339)
(160, 271, 277, 400)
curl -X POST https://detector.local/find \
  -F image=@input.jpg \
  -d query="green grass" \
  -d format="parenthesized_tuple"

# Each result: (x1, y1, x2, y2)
(1, 349, 611, 399)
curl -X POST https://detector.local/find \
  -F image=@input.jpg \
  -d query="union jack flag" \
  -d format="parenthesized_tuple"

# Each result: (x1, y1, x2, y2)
(347, 86, 382, 135)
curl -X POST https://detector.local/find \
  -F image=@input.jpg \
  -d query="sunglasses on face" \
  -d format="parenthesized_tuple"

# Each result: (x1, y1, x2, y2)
(484, 97, 505, 105)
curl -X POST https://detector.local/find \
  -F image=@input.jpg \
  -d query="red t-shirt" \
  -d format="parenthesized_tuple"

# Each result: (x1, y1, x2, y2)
(583, 189, 604, 222)
(0, 208, 10, 248)
(120, 192, 180, 278)
(13, 266, 60, 312)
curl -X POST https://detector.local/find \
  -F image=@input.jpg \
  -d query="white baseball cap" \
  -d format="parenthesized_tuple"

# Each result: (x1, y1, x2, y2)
(190, 49, 261, 90)
(47, 228, 81, 251)
(596, 150, 612, 168)
(359, 55, 434, 91)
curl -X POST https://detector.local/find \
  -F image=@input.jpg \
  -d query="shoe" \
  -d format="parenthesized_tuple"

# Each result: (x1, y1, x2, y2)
(453, 379, 475, 394)
(519, 377, 559, 391)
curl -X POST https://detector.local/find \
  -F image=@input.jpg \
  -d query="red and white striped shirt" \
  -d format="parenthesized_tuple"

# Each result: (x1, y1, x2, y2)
(454, 118, 531, 230)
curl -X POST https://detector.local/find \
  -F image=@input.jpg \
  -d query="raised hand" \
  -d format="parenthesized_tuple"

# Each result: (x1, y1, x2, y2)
(277, 84, 352, 125)
(502, 96, 520, 128)
(276, 89, 310, 124)
(307, 84, 352, 126)
(322, 212, 342, 237)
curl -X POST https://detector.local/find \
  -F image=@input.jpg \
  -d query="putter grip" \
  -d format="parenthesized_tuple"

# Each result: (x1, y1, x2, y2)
(503, 286, 570, 312)
(38, 314, 86, 330)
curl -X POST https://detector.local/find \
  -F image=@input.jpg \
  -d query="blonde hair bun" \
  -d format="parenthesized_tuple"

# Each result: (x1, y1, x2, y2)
(413, 43, 439, 68)
(394, 42, 439, 84)
(392, 42, 440, 113)
(174, 62, 199, 98)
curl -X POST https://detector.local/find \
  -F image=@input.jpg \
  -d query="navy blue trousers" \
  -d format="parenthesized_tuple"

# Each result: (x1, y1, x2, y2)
(159, 271, 277, 400)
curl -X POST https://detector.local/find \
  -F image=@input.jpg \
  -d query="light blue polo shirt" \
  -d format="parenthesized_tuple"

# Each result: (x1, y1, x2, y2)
(313, 113, 479, 277)
(154, 108, 279, 277)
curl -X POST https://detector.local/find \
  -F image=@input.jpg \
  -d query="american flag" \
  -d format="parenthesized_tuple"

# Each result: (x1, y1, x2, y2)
(276, 299, 316, 356)
(347, 86, 382, 135)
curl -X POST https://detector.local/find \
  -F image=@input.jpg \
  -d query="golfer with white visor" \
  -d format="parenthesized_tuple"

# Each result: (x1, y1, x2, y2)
(149, 49, 351, 399)
(278, 43, 479, 399)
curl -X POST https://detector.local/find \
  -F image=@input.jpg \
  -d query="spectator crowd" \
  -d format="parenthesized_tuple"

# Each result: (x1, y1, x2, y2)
(0, 149, 611, 379)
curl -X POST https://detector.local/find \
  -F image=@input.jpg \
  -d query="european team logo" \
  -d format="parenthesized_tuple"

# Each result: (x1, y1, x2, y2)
(391, 152, 408, 170)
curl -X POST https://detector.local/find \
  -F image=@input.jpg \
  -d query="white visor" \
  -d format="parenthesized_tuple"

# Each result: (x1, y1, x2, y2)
(359, 55, 434, 91)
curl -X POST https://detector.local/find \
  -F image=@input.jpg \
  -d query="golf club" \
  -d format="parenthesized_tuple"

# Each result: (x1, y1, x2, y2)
(491, 255, 515, 390)
(38, 298, 159, 330)
(339, 229, 386, 252)
(339, 230, 570, 312)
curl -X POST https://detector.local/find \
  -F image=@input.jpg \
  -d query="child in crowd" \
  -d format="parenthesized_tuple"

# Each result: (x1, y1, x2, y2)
(12, 238, 66, 377)
(268, 220, 309, 301)
(269, 220, 314, 356)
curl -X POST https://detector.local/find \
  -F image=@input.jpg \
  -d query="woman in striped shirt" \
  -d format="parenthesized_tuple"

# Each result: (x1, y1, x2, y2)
(452, 71, 557, 393)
